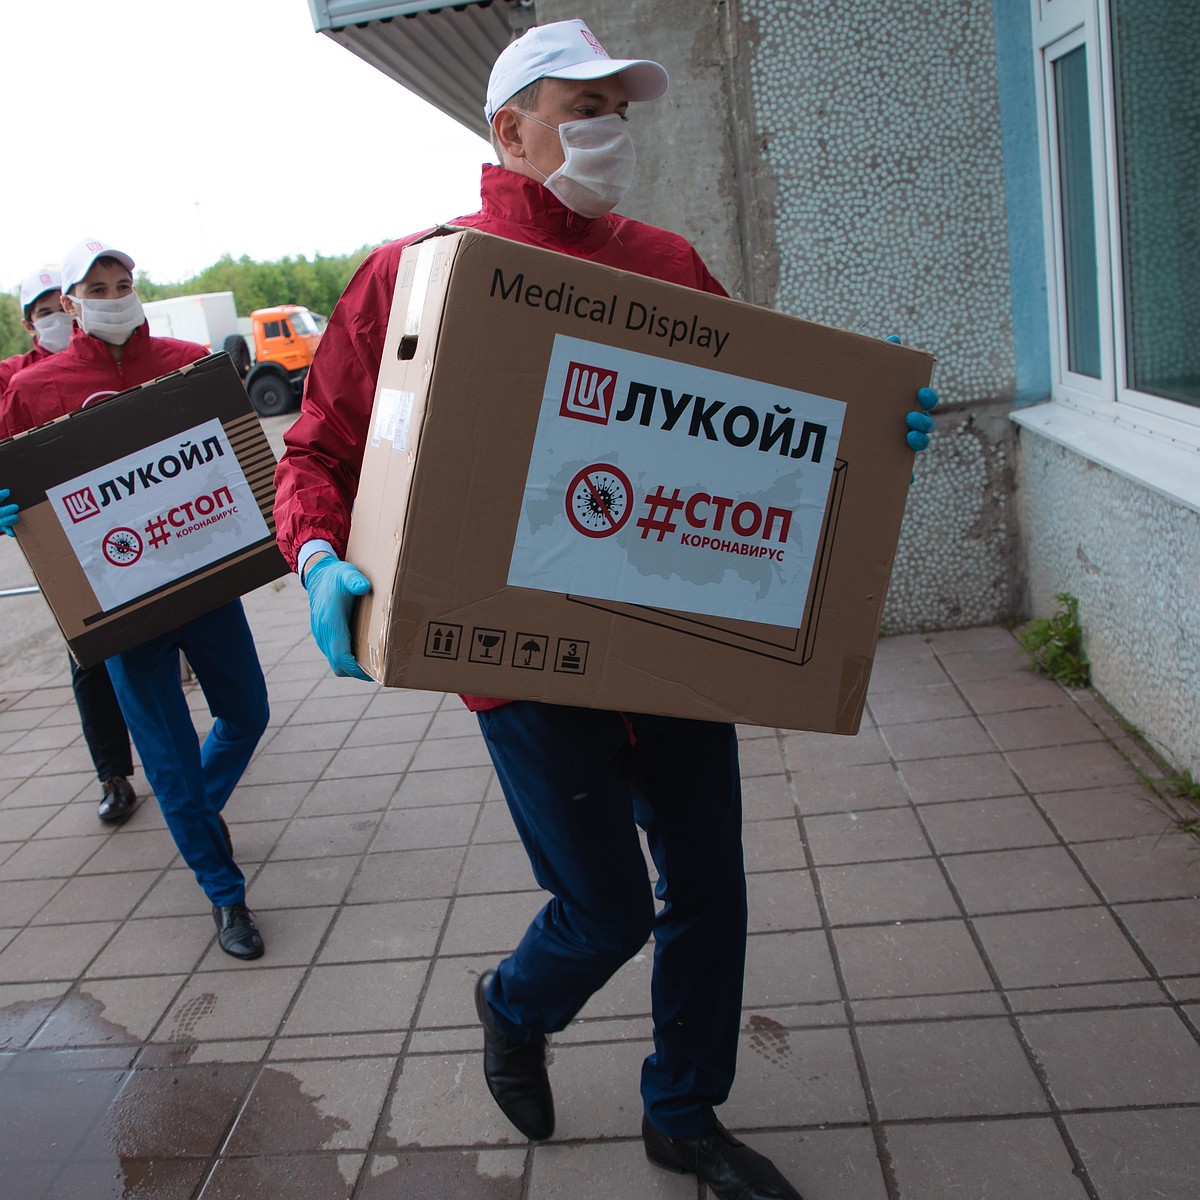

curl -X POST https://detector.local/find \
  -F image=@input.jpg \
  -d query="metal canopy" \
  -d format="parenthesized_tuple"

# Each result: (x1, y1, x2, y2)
(306, 0, 537, 139)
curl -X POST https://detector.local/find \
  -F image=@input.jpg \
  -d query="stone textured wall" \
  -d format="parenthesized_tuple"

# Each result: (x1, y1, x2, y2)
(733, 0, 1024, 629)
(1018, 433, 1200, 777)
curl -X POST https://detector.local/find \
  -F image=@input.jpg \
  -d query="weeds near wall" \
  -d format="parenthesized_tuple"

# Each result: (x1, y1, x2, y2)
(1016, 592, 1090, 687)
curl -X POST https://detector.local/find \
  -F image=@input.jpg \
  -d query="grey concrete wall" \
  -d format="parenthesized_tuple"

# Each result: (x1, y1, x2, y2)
(541, 0, 1024, 631)
(1017, 433, 1200, 778)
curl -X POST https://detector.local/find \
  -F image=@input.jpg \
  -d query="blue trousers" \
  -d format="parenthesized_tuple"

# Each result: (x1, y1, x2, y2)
(105, 600, 268, 908)
(476, 702, 747, 1137)
(69, 655, 132, 782)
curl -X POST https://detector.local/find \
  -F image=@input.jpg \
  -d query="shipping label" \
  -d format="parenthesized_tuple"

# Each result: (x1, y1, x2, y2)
(508, 335, 846, 628)
(46, 418, 271, 612)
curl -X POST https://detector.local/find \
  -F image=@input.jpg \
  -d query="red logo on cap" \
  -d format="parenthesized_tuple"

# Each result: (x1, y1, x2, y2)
(39, 273, 52, 285)
(86, 240, 103, 251)
(581, 29, 606, 56)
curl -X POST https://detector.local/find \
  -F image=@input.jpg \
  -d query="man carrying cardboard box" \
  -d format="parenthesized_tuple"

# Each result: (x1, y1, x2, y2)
(1, 267, 139, 824)
(1, 239, 271, 961)
(274, 19, 936, 1199)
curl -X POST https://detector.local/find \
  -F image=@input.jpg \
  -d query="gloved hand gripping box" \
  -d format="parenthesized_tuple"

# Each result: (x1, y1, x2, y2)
(0, 354, 288, 667)
(346, 228, 933, 734)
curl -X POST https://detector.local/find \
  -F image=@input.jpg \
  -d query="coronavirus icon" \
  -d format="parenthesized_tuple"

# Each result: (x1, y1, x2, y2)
(102, 527, 143, 566)
(566, 463, 633, 538)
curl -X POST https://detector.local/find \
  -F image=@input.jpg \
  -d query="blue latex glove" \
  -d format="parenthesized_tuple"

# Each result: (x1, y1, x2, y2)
(885, 335, 939, 451)
(0, 488, 18, 537)
(304, 553, 373, 681)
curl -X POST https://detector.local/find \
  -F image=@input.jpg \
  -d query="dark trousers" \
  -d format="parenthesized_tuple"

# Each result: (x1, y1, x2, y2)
(69, 657, 133, 782)
(476, 702, 747, 1137)
(106, 601, 268, 908)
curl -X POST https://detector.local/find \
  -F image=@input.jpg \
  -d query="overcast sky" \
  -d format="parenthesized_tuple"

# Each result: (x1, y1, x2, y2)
(1, 0, 492, 291)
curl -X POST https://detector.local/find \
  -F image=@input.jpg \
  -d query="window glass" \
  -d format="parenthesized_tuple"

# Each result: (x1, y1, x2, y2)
(263, 320, 281, 339)
(1054, 45, 1102, 379)
(280, 320, 292, 337)
(289, 309, 320, 335)
(1112, 0, 1200, 406)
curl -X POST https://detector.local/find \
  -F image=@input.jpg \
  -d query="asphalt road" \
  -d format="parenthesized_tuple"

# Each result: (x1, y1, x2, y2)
(0, 412, 295, 677)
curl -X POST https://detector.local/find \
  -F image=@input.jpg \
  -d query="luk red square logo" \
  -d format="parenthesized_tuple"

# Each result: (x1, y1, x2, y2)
(559, 361, 618, 424)
(61, 486, 100, 523)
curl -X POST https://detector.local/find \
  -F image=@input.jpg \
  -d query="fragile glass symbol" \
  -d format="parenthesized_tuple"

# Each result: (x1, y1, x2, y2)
(476, 632, 502, 658)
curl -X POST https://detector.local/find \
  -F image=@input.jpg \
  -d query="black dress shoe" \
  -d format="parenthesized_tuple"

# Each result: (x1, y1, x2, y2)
(97, 776, 137, 823)
(474, 969, 554, 1140)
(642, 1115, 805, 1200)
(212, 903, 264, 960)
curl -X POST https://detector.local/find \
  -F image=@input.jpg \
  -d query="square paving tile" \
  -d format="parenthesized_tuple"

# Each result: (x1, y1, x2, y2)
(283, 961, 427, 1036)
(269, 813, 381, 861)
(457, 841, 539, 894)
(225, 1057, 394, 1153)
(360, 1149, 525, 1200)
(30, 976, 185, 1047)
(818, 858, 959, 925)
(0, 877, 64, 926)
(746, 870, 822, 931)
(980, 704, 1105, 751)
(349, 847, 469, 904)
(76, 1062, 259, 1158)
(0, 835, 106, 882)
(203, 1154, 364, 1200)
(1019, 1007, 1200, 1107)
(1114, 899, 1200, 977)
(833, 920, 993, 999)
(898, 753, 1024, 805)
(972, 907, 1149, 989)
(877, 717, 997, 762)
(408, 735, 494, 772)
(789, 762, 912, 815)
(743, 817, 807, 872)
(867, 685, 972, 726)
(1071, 834, 1200, 903)
(917, 795, 1058, 854)
(744, 930, 841, 1007)
(393, 765, 493, 809)
(1007, 742, 1141, 793)
(247, 855, 360, 911)
(527, 1140, 694, 1200)
(1037, 785, 1180, 842)
(0, 981, 69, 1049)
(783, 728, 892, 771)
(723, 1025, 868, 1127)
(859, 1017, 1047, 1119)
(318, 898, 449, 964)
(887, 1117, 1089, 1199)
(954, 671, 1070, 714)
(438, 891, 549, 957)
(371, 804, 480, 852)
(0, 921, 119, 983)
(160, 967, 306, 1041)
(84, 914, 212, 978)
(942, 846, 1099, 914)
(1066, 1107, 1200, 1200)
(803, 807, 931, 866)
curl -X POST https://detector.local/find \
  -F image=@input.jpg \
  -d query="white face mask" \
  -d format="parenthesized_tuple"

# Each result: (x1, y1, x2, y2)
(32, 311, 73, 353)
(71, 291, 145, 345)
(519, 112, 636, 218)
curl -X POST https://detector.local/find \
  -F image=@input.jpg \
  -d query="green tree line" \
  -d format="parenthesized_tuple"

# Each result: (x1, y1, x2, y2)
(0, 247, 374, 362)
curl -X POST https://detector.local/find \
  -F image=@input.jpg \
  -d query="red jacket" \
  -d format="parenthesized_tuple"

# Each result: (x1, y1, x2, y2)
(1, 323, 206, 441)
(274, 164, 729, 710)
(0, 343, 53, 406)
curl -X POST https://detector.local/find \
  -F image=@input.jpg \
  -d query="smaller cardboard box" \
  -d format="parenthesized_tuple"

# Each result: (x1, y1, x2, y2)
(347, 229, 934, 734)
(0, 353, 288, 667)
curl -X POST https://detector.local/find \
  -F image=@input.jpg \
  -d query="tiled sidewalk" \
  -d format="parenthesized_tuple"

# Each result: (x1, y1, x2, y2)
(0, 579, 1197, 1199)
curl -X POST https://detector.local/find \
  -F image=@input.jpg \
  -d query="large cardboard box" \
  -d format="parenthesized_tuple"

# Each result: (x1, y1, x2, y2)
(346, 229, 933, 734)
(0, 354, 288, 667)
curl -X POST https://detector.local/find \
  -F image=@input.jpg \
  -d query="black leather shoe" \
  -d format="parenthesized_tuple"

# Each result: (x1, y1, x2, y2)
(97, 776, 137, 823)
(474, 969, 554, 1140)
(212, 903, 264, 960)
(642, 1115, 805, 1200)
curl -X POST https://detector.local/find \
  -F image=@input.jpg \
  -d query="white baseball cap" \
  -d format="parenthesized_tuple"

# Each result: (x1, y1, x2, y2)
(484, 18, 668, 123)
(60, 238, 136, 295)
(19, 267, 62, 314)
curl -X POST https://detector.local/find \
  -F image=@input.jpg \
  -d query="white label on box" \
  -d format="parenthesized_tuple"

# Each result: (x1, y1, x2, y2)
(508, 334, 846, 628)
(46, 417, 271, 612)
(370, 389, 415, 451)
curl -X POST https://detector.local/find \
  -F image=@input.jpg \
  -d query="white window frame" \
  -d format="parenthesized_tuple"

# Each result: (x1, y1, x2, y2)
(1016, 0, 1200, 511)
